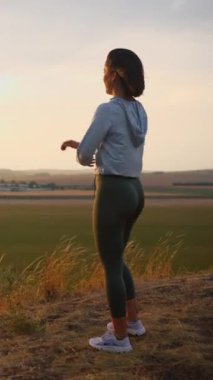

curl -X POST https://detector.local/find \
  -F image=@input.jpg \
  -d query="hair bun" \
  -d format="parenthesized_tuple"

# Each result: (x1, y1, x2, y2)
(107, 48, 145, 97)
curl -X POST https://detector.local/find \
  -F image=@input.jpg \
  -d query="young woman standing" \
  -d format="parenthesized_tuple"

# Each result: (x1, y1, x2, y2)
(61, 48, 148, 353)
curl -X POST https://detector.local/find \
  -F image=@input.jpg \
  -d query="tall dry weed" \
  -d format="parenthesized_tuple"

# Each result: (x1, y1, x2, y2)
(0, 232, 184, 311)
(3, 237, 90, 308)
(143, 232, 184, 280)
(125, 231, 184, 280)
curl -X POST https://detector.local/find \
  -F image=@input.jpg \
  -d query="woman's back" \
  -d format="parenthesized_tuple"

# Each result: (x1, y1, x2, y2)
(94, 97, 148, 177)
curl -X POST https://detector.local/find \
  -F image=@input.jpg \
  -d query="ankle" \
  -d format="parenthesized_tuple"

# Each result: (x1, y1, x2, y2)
(127, 298, 138, 322)
(115, 334, 128, 340)
(112, 317, 127, 339)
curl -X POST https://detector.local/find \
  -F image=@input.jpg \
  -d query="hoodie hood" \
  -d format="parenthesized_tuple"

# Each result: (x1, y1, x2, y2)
(111, 97, 148, 147)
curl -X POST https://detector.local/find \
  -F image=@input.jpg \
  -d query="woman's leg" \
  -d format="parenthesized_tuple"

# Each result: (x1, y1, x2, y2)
(94, 213, 127, 319)
(122, 181, 144, 321)
(94, 203, 128, 338)
(93, 176, 143, 329)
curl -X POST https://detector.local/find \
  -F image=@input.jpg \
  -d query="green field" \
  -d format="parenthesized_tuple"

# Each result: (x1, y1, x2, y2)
(0, 203, 212, 273)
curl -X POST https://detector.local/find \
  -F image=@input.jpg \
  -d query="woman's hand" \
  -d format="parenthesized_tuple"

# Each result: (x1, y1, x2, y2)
(88, 156, 96, 167)
(61, 140, 96, 167)
(61, 140, 79, 150)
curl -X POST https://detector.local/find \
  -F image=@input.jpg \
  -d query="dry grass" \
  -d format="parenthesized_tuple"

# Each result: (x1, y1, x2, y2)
(0, 236, 212, 379)
(125, 232, 184, 281)
(4, 238, 90, 307)
(0, 233, 183, 310)
(0, 273, 212, 379)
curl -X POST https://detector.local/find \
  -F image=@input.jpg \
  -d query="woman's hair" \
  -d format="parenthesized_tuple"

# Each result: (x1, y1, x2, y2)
(106, 48, 145, 97)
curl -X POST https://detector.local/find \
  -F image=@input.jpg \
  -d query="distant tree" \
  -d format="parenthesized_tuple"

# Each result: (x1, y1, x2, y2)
(46, 182, 57, 190)
(28, 181, 38, 188)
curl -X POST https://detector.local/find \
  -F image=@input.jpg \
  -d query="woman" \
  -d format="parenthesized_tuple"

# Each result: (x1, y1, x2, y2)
(61, 48, 148, 353)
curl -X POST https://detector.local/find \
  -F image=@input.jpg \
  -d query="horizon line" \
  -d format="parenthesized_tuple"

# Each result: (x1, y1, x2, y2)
(0, 168, 213, 174)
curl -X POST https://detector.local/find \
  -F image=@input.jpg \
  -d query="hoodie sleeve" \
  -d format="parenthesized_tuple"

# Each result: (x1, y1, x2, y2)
(77, 103, 112, 166)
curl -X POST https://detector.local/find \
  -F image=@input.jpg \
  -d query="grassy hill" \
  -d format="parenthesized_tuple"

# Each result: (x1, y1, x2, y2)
(0, 272, 212, 380)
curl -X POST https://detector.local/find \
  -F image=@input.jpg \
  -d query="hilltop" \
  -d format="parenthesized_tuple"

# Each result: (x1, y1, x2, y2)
(0, 272, 212, 380)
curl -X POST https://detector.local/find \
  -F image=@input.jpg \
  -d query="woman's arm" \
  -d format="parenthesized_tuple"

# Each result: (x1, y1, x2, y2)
(77, 104, 111, 166)
(60, 139, 95, 167)
(61, 140, 79, 150)
(61, 103, 111, 167)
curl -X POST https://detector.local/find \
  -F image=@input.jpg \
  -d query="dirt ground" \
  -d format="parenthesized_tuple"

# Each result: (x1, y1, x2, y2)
(0, 272, 212, 380)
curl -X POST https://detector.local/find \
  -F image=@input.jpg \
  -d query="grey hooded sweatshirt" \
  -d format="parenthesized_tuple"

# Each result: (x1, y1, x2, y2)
(77, 97, 148, 177)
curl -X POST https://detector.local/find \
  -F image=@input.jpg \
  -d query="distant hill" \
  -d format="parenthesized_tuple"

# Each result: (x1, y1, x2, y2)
(0, 168, 86, 177)
(142, 169, 213, 188)
(0, 169, 91, 184)
(0, 169, 212, 187)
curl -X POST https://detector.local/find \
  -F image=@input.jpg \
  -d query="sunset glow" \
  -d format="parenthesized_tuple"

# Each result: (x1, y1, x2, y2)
(0, 0, 212, 171)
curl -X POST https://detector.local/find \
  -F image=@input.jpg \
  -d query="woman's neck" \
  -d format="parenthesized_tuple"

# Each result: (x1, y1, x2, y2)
(112, 86, 134, 101)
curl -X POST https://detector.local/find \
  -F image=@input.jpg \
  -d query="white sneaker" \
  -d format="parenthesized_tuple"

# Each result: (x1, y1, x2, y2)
(107, 320, 146, 336)
(89, 331, 133, 353)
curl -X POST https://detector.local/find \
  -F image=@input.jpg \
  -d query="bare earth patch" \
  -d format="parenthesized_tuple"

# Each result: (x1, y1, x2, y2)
(0, 273, 212, 380)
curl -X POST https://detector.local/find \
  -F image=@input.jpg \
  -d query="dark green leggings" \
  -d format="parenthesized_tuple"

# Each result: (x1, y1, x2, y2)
(93, 175, 144, 318)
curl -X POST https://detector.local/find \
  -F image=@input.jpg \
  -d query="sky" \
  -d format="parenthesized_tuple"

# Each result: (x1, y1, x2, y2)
(0, 0, 212, 172)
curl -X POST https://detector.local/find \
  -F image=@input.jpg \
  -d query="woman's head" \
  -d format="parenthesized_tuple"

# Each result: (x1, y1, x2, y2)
(104, 48, 145, 98)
